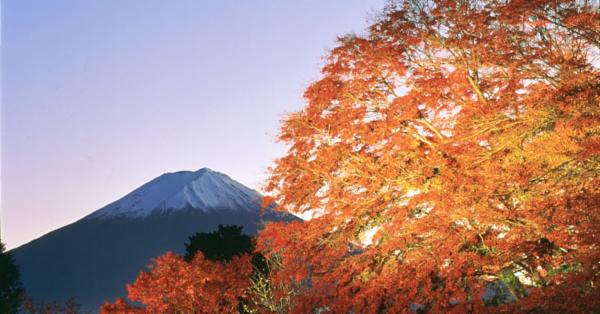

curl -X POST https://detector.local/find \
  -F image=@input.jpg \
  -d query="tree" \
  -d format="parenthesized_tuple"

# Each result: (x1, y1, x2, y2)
(101, 252, 252, 314)
(260, 0, 600, 312)
(102, 226, 261, 313)
(22, 296, 81, 314)
(0, 240, 24, 313)
(240, 254, 295, 314)
(100, 297, 144, 314)
(185, 225, 254, 262)
(102, 226, 257, 313)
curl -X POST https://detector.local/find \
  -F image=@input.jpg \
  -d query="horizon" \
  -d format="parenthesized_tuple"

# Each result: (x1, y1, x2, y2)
(1, 0, 386, 250)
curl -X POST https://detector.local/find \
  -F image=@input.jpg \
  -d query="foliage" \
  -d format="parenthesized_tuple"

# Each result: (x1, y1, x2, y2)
(259, 0, 600, 312)
(22, 296, 81, 314)
(102, 252, 252, 313)
(102, 0, 600, 312)
(185, 225, 254, 262)
(0, 240, 24, 314)
(100, 297, 145, 314)
(240, 254, 295, 314)
(103, 225, 258, 313)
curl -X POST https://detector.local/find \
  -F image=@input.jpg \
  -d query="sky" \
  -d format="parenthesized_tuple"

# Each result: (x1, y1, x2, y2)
(1, 0, 386, 249)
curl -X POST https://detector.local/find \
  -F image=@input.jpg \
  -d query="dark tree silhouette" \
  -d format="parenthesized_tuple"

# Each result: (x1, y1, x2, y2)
(184, 224, 253, 262)
(0, 239, 24, 314)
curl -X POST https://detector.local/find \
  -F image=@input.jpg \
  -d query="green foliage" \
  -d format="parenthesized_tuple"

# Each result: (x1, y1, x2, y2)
(498, 268, 527, 299)
(547, 262, 583, 278)
(461, 239, 498, 257)
(240, 254, 294, 314)
(0, 240, 24, 314)
(184, 225, 253, 262)
(484, 267, 529, 307)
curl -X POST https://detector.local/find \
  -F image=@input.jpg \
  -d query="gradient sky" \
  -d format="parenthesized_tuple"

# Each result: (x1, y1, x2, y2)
(1, 0, 386, 249)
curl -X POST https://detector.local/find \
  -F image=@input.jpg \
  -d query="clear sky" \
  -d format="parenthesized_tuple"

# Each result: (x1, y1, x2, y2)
(1, 0, 386, 249)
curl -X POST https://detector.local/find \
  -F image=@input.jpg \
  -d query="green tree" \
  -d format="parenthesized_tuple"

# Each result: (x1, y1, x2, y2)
(184, 224, 253, 262)
(0, 239, 24, 314)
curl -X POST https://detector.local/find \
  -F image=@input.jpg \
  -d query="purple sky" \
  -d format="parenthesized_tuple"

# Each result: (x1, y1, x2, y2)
(1, 0, 386, 249)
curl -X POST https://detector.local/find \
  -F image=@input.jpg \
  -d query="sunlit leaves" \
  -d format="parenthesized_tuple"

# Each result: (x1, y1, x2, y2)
(101, 252, 252, 313)
(262, 0, 600, 312)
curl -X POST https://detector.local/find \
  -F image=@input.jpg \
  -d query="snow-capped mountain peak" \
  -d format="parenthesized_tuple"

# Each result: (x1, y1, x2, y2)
(87, 168, 262, 219)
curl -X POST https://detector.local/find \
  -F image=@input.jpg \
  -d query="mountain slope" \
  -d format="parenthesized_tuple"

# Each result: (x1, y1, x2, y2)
(10, 168, 293, 312)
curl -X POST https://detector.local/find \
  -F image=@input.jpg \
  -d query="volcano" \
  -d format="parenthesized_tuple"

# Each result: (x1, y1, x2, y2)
(10, 168, 293, 312)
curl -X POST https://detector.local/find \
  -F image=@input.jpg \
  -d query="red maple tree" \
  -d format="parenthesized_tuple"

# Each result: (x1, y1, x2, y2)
(259, 0, 600, 312)
(101, 252, 252, 313)
(102, 1, 599, 312)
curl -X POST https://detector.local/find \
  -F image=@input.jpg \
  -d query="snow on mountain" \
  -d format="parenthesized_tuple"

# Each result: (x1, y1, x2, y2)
(87, 168, 262, 219)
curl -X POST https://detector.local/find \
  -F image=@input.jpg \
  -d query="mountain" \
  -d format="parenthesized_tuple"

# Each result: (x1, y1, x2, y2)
(10, 168, 294, 312)
(87, 168, 264, 219)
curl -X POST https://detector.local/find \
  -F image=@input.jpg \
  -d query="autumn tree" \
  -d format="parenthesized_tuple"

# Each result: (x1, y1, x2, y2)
(99, 297, 144, 314)
(101, 252, 252, 314)
(22, 296, 81, 314)
(260, 0, 600, 312)
(102, 226, 263, 313)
